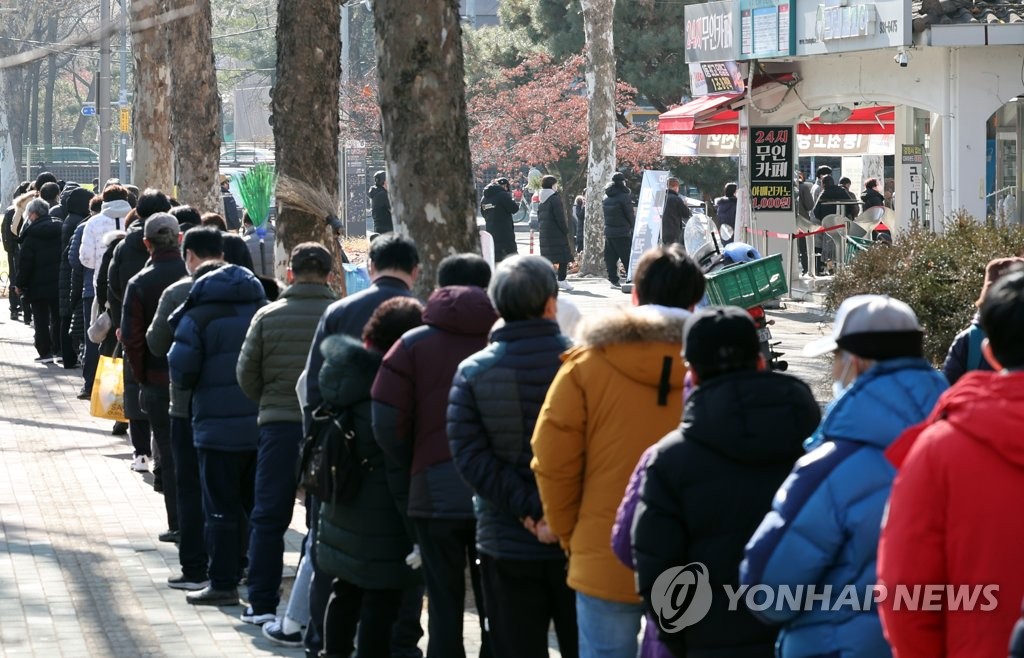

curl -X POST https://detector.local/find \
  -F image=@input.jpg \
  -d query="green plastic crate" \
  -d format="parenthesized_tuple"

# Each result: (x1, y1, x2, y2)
(704, 253, 788, 307)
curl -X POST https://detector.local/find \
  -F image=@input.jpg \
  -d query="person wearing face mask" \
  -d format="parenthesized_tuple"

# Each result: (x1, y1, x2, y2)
(741, 295, 947, 658)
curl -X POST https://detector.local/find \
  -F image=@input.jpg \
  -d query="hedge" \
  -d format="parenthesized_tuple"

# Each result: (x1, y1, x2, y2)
(827, 216, 1024, 365)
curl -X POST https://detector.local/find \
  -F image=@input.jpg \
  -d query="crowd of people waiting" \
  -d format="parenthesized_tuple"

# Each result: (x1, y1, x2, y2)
(2, 170, 1024, 658)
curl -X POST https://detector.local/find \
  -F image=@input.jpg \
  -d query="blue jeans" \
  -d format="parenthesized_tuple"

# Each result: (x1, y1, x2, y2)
(576, 592, 643, 658)
(246, 421, 302, 614)
(82, 297, 99, 391)
(197, 447, 256, 591)
(171, 416, 207, 579)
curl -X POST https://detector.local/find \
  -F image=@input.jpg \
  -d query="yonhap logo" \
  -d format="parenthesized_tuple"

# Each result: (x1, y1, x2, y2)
(650, 562, 713, 633)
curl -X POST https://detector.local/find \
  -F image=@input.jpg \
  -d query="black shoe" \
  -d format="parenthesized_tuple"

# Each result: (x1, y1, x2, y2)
(77, 387, 91, 400)
(186, 586, 239, 606)
(111, 421, 128, 436)
(153, 477, 163, 494)
(9, 309, 18, 321)
(33, 354, 53, 363)
(158, 529, 179, 543)
(167, 573, 210, 591)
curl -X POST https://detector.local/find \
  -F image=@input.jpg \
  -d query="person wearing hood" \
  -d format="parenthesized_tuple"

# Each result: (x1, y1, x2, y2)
(372, 253, 499, 658)
(241, 212, 276, 277)
(531, 245, 704, 658)
(741, 295, 948, 658)
(878, 270, 1024, 658)
(602, 172, 635, 288)
(713, 182, 738, 245)
(448, 255, 578, 658)
(57, 186, 95, 369)
(16, 198, 63, 361)
(622, 307, 820, 658)
(480, 177, 520, 262)
(168, 261, 268, 607)
(78, 184, 132, 284)
(537, 175, 574, 292)
(369, 170, 393, 234)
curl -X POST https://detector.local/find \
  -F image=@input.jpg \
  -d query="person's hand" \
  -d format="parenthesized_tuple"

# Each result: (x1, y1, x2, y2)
(405, 544, 422, 570)
(522, 516, 537, 535)
(115, 328, 122, 342)
(535, 519, 558, 545)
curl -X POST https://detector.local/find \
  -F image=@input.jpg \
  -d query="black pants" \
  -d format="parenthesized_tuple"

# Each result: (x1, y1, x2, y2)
(322, 578, 403, 658)
(479, 555, 578, 658)
(414, 518, 491, 658)
(29, 297, 60, 358)
(129, 419, 152, 458)
(142, 384, 177, 531)
(197, 447, 256, 591)
(557, 261, 567, 281)
(797, 235, 809, 274)
(59, 314, 78, 367)
(604, 236, 632, 285)
(7, 250, 20, 313)
(171, 416, 207, 579)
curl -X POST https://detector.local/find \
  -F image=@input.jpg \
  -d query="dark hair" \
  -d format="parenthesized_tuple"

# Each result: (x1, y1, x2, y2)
(201, 213, 228, 231)
(39, 182, 60, 203)
(667, 177, 680, 188)
(865, 177, 879, 190)
(123, 208, 140, 228)
(14, 181, 31, 196)
(257, 275, 281, 302)
(839, 177, 852, 187)
(242, 211, 253, 226)
(170, 205, 202, 227)
(980, 270, 1024, 368)
(821, 175, 836, 188)
(182, 226, 224, 260)
(89, 194, 103, 215)
(33, 171, 57, 190)
(136, 188, 172, 219)
(368, 233, 419, 273)
(489, 255, 557, 322)
(373, 170, 387, 186)
(723, 182, 737, 198)
(192, 260, 226, 281)
(362, 297, 425, 353)
(816, 165, 833, 178)
(102, 184, 130, 203)
(541, 175, 557, 189)
(438, 253, 491, 288)
(634, 244, 705, 309)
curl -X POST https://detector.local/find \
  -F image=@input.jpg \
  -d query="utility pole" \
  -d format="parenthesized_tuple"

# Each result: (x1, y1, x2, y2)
(98, 0, 111, 183)
(118, 0, 128, 183)
(339, 2, 350, 229)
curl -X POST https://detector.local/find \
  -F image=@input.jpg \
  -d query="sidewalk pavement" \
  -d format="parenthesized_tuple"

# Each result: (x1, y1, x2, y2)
(0, 276, 833, 658)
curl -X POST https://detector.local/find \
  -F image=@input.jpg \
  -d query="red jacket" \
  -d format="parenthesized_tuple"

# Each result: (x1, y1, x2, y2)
(878, 370, 1024, 658)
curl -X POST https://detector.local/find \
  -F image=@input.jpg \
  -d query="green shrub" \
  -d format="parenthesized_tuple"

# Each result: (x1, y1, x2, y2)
(827, 215, 1024, 365)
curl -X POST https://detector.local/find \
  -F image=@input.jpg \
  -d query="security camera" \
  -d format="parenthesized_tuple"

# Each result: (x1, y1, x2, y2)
(895, 48, 909, 68)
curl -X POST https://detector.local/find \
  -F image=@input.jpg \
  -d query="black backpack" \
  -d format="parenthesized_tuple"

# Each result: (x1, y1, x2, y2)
(297, 405, 365, 505)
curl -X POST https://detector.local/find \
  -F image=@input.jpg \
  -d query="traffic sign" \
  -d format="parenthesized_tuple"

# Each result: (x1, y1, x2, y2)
(119, 107, 130, 133)
(81, 104, 96, 117)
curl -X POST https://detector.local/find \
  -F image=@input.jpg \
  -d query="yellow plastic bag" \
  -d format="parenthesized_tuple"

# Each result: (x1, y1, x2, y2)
(90, 353, 128, 423)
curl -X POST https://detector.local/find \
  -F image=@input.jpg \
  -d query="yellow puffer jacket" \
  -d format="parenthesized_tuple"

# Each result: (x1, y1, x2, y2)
(531, 306, 689, 603)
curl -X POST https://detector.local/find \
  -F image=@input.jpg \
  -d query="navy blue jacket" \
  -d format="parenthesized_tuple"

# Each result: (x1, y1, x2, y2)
(447, 319, 570, 560)
(168, 265, 267, 451)
(741, 358, 947, 658)
(304, 276, 413, 431)
(941, 315, 993, 384)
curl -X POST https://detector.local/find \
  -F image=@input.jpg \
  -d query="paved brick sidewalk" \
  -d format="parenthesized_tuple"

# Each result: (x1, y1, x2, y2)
(0, 314, 306, 658)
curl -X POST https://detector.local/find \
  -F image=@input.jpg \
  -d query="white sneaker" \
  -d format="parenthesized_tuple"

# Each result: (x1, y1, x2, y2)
(557, 279, 574, 291)
(131, 455, 150, 472)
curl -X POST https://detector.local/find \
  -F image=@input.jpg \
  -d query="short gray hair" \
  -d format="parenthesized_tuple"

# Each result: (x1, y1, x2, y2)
(488, 255, 557, 322)
(25, 198, 50, 221)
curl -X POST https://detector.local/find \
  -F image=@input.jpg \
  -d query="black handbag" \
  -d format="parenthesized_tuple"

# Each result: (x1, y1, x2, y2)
(298, 405, 362, 504)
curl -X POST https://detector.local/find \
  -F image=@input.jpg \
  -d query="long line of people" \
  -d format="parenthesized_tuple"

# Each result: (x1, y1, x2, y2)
(4, 174, 1024, 658)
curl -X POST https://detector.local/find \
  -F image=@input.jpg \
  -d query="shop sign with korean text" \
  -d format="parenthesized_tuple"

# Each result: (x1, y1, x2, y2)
(795, 0, 911, 55)
(901, 144, 924, 226)
(739, 0, 795, 59)
(685, 0, 738, 63)
(749, 126, 794, 211)
(690, 61, 745, 97)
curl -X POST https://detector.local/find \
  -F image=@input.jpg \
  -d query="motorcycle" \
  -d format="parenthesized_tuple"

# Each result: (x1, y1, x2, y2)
(683, 214, 788, 371)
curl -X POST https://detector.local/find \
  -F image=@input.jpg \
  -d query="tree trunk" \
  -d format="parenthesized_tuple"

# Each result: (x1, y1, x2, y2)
(42, 18, 58, 147)
(130, 0, 173, 191)
(580, 0, 618, 277)
(373, 0, 479, 299)
(0, 73, 20, 209)
(3, 67, 26, 177)
(270, 0, 342, 283)
(166, 0, 221, 212)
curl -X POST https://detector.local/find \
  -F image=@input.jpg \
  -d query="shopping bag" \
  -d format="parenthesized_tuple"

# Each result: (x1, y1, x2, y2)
(90, 351, 127, 423)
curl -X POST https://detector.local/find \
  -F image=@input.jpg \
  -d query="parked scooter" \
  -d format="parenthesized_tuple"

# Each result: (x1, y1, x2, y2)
(683, 215, 788, 371)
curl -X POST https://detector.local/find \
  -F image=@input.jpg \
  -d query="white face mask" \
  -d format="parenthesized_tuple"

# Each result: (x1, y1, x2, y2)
(831, 353, 855, 399)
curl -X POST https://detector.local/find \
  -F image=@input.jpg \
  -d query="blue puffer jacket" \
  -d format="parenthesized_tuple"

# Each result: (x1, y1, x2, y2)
(740, 358, 947, 658)
(168, 265, 267, 451)
(447, 319, 570, 560)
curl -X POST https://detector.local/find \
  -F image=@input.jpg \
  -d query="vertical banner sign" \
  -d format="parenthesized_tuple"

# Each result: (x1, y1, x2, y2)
(626, 170, 670, 281)
(684, 0, 738, 63)
(749, 126, 794, 211)
(901, 144, 924, 226)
